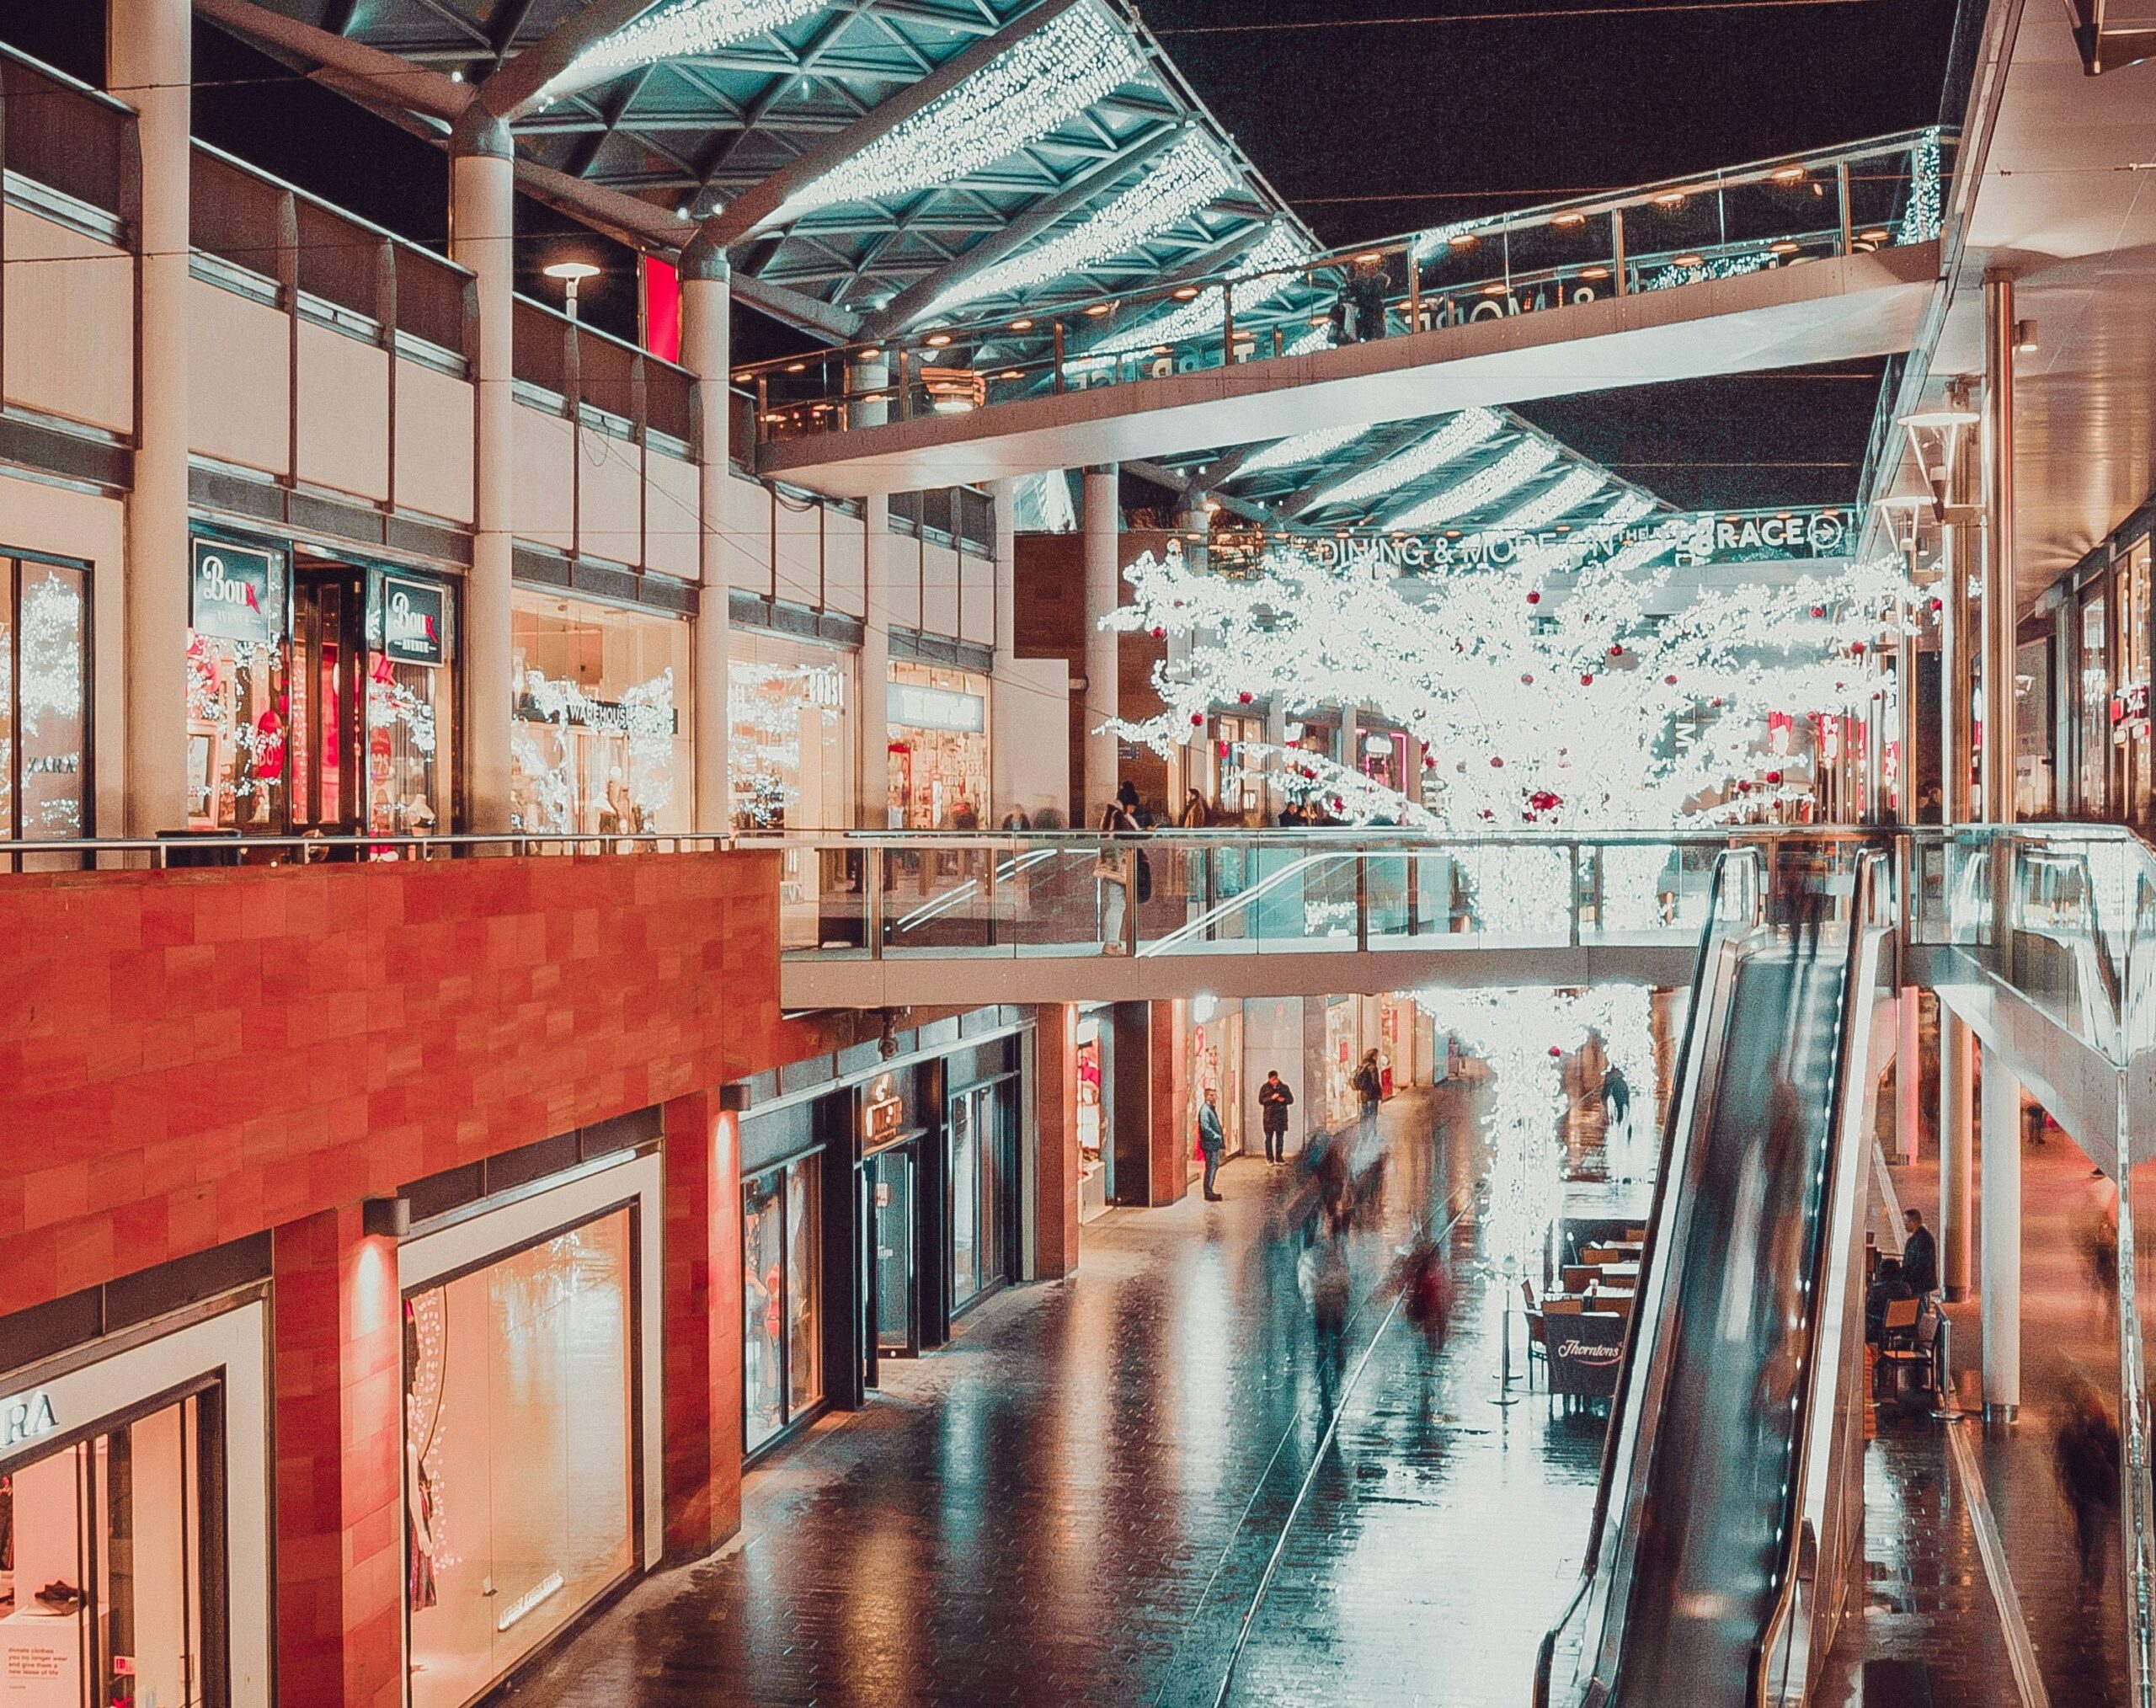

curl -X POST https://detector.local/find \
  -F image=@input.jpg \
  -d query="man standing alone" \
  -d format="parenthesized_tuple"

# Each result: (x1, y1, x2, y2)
(1258, 1070, 1295, 1164)
(1198, 1087, 1227, 1201)
(1353, 1049, 1385, 1145)
(1901, 1206, 1939, 1298)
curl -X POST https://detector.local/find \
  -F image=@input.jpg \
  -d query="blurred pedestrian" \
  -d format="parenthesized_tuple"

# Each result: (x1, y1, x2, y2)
(1258, 1070, 1295, 1165)
(1198, 1086, 1226, 1202)
(1398, 1237, 1455, 1357)
(1299, 1230, 1353, 1385)
(1353, 1049, 1384, 1145)
(2053, 1373, 2121, 1587)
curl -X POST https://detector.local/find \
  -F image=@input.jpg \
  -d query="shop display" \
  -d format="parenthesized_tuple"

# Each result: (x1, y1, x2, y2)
(886, 663, 989, 829)
(510, 592, 692, 835)
(0, 1394, 204, 1708)
(366, 575, 453, 836)
(728, 638, 851, 830)
(0, 557, 90, 842)
(1076, 1019, 1107, 1222)
(188, 540, 288, 831)
(405, 1211, 635, 1708)
(743, 1156, 823, 1454)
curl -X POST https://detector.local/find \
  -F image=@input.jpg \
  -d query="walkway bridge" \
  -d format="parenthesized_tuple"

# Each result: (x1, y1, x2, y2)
(740, 132, 1949, 497)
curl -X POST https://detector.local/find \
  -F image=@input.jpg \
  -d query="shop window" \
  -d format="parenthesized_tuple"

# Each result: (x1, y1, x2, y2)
(743, 1155, 823, 1454)
(0, 556, 90, 848)
(510, 591, 692, 835)
(405, 1210, 636, 1708)
(1, 1392, 211, 1708)
(2080, 590, 2110, 816)
(363, 572, 456, 835)
(886, 662, 989, 829)
(728, 633, 852, 830)
(187, 538, 288, 831)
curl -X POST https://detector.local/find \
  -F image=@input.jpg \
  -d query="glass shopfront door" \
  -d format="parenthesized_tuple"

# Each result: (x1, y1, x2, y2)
(291, 566, 364, 835)
(862, 1144, 917, 1383)
(947, 1082, 1014, 1315)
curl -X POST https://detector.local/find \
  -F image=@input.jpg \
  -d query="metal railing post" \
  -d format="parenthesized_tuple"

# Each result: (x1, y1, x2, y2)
(1356, 849, 1369, 953)
(1612, 207, 1628, 296)
(1406, 241, 1422, 334)
(868, 846, 887, 957)
(1836, 160, 1854, 254)
(1221, 279, 1235, 366)
(896, 347, 913, 420)
(1052, 322, 1065, 394)
(1570, 842, 1582, 947)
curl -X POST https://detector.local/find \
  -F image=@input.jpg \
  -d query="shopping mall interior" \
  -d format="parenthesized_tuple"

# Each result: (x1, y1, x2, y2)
(0, 0, 2153, 1703)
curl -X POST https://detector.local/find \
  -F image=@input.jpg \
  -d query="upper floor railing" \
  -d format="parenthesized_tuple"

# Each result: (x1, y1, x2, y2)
(2, 46, 135, 235)
(734, 128, 1951, 451)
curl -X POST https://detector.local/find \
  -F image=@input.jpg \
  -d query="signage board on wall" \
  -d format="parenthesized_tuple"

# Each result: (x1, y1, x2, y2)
(888, 681, 985, 734)
(862, 1073, 905, 1145)
(190, 539, 278, 644)
(382, 575, 446, 666)
(1, 1385, 57, 1449)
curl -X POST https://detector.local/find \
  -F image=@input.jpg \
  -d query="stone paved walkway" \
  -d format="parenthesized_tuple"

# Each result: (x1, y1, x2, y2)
(505, 1082, 1602, 1708)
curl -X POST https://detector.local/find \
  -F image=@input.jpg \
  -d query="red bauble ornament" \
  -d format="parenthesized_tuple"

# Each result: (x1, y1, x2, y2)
(1237, 691, 1253, 703)
(1765, 769, 1784, 784)
(1710, 697, 1724, 708)
(1580, 673, 1595, 686)
(1521, 672, 1535, 685)
(1490, 756, 1505, 768)
(1526, 590, 1542, 605)
(1663, 674, 1678, 686)
(1929, 596, 1943, 612)
(1150, 626, 1166, 639)
(1811, 606, 1825, 618)
(1190, 713, 1205, 726)
(1849, 640, 1867, 655)
(1608, 644, 1624, 658)
(1548, 1045, 1563, 1059)
(1737, 780, 1753, 793)
(1332, 798, 1346, 812)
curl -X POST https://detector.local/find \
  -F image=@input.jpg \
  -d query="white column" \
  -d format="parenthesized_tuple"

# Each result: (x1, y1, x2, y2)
(450, 111, 517, 831)
(1983, 270, 2018, 829)
(1980, 1046, 2021, 1417)
(678, 231, 732, 835)
(1081, 464, 1120, 824)
(847, 356, 890, 430)
(860, 494, 893, 828)
(1897, 989, 1922, 1165)
(989, 476, 1019, 819)
(109, 0, 191, 835)
(1940, 1011, 1975, 1300)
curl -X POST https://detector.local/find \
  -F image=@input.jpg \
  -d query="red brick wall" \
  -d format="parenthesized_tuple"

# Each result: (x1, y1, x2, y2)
(1033, 1004, 1080, 1278)
(0, 851, 808, 1314)
(660, 1091, 745, 1557)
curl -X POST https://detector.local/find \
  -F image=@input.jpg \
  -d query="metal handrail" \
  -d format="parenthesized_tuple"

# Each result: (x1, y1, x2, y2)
(0, 830, 731, 866)
(1532, 845, 1766, 1708)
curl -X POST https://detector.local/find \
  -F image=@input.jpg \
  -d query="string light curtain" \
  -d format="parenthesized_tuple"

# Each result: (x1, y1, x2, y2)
(572, 0, 825, 78)
(929, 132, 1238, 315)
(1387, 438, 1561, 530)
(771, 7, 1144, 224)
(1085, 226, 1315, 358)
(1239, 423, 1370, 478)
(1302, 408, 1504, 513)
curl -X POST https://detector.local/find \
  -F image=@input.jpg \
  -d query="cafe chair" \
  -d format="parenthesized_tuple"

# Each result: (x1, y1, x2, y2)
(1561, 1265, 1597, 1294)
(1625, 1227, 1648, 1244)
(1876, 1298, 1934, 1401)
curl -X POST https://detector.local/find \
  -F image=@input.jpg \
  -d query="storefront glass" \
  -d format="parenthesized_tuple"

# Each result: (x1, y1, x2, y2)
(0, 1393, 206, 1708)
(1324, 996, 1360, 1128)
(2116, 540, 2152, 827)
(1077, 1015, 1109, 1222)
(743, 1156, 823, 1453)
(362, 571, 456, 835)
(947, 1081, 1012, 1310)
(887, 662, 989, 828)
(510, 591, 692, 835)
(2080, 588, 2111, 816)
(728, 632, 852, 830)
(1187, 1009, 1244, 1163)
(1209, 713, 1267, 819)
(0, 555, 91, 844)
(405, 1209, 636, 1708)
(188, 537, 289, 830)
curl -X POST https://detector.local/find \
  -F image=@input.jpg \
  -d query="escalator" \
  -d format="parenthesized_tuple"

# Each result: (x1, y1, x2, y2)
(1539, 850, 1890, 1708)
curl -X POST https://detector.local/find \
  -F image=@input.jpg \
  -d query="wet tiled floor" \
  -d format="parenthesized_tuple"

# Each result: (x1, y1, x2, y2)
(506, 1084, 1603, 1708)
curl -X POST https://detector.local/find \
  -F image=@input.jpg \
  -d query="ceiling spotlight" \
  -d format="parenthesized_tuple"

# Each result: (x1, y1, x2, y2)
(2015, 318, 2040, 353)
(1580, 264, 1610, 280)
(1552, 211, 1587, 229)
(1480, 282, 1507, 296)
(999, 368, 1023, 380)
(1352, 249, 1382, 264)
(1769, 240, 1800, 255)
(449, 69, 465, 84)
(1769, 164, 1806, 184)
(1673, 253, 1704, 268)
(784, 361, 806, 373)
(733, 371, 751, 383)
(1009, 318, 1034, 331)
(1653, 191, 1686, 208)
(1085, 302, 1112, 317)
(925, 332, 953, 348)
(1171, 285, 1201, 300)
(1858, 228, 1887, 244)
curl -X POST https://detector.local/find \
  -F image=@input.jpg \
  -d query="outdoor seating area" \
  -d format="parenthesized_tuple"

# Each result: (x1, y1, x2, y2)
(1527, 1228, 1647, 1400)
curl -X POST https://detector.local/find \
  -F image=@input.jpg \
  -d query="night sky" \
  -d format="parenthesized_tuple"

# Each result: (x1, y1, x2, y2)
(0, 0, 1965, 510)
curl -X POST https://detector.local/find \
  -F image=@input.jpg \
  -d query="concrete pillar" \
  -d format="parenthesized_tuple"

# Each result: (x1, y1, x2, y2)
(1940, 1011, 1975, 1300)
(1983, 271, 2018, 826)
(109, 0, 191, 835)
(1147, 997, 1189, 1206)
(270, 1206, 403, 1708)
(678, 234, 734, 835)
(1031, 1002, 1081, 1278)
(860, 494, 893, 828)
(1896, 988, 1922, 1165)
(1897, 591, 1921, 822)
(450, 111, 517, 831)
(1941, 398, 1977, 825)
(990, 476, 1020, 820)
(847, 355, 890, 430)
(1979, 1046, 2021, 1417)
(1082, 464, 1121, 824)
(660, 1091, 744, 1554)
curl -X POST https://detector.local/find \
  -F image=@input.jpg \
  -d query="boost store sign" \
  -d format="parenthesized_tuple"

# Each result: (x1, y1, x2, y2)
(191, 540, 277, 645)
(382, 576, 446, 666)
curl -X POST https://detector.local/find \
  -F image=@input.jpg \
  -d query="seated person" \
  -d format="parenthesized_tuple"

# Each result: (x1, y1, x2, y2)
(1865, 1257, 1915, 1346)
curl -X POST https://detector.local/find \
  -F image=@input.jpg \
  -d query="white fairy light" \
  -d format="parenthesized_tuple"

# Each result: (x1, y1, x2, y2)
(1480, 465, 1605, 537)
(1086, 226, 1314, 358)
(571, 0, 824, 78)
(930, 132, 1239, 313)
(1387, 437, 1561, 530)
(1302, 408, 1503, 512)
(1240, 423, 1370, 478)
(1284, 323, 1334, 356)
(771, 8, 1144, 224)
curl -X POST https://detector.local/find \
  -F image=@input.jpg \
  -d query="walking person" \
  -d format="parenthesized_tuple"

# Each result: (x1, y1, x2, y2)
(1258, 1070, 1295, 1165)
(1198, 1086, 1227, 1202)
(1353, 1049, 1384, 1146)
(1299, 1228, 1353, 1396)
(2054, 1372, 2122, 1587)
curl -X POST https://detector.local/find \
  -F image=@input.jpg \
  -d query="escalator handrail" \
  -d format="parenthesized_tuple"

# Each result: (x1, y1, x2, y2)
(1532, 845, 1767, 1708)
(1750, 847, 1890, 1705)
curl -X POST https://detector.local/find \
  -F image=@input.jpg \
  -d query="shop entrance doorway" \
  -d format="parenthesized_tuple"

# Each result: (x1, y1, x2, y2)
(860, 1141, 918, 1388)
(291, 564, 366, 835)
